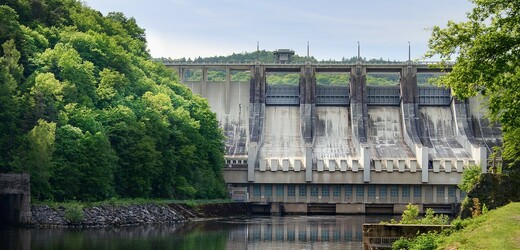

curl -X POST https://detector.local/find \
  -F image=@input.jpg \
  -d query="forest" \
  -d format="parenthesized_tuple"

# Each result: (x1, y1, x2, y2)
(0, 0, 226, 201)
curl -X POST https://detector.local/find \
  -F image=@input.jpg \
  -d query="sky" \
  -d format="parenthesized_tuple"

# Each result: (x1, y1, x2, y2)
(82, 0, 473, 61)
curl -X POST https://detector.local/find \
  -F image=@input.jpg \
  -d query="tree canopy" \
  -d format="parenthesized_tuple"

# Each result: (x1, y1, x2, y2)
(426, 0, 519, 167)
(0, 0, 226, 201)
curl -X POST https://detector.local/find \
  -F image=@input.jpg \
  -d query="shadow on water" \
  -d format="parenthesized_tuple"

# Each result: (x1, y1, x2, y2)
(1, 215, 397, 250)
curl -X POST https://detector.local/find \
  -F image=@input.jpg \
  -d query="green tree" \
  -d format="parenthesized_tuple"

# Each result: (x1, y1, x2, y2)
(0, 40, 23, 171)
(29, 72, 63, 121)
(1, 0, 227, 202)
(52, 125, 116, 201)
(0, 6, 22, 45)
(13, 119, 56, 200)
(426, 0, 520, 167)
(458, 165, 482, 193)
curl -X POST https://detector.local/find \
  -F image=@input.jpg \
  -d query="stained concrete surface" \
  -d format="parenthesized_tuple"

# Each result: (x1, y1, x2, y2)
(259, 106, 304, 162)
(367, 107, 415, 159)
(419, 106, 470, 160)
(314, 107, 357, 160)
(205, 82, 250, 156)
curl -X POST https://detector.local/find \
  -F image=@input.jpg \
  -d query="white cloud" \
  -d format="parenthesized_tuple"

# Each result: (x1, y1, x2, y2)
(83, 0, 473, 60)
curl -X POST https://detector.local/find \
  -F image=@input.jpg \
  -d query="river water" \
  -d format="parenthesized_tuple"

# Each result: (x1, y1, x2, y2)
(2, 215, 396, 250)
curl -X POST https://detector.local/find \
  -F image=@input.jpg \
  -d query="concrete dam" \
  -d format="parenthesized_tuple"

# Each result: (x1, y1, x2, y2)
(165, 62, 502, 214)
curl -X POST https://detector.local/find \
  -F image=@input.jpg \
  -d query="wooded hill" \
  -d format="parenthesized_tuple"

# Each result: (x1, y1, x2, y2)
(0, 0, 226, 201)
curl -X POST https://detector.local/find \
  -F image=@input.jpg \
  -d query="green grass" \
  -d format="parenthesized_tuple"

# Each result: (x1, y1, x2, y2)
(437, 202, 520, 249)
(35, 198, 234, 209)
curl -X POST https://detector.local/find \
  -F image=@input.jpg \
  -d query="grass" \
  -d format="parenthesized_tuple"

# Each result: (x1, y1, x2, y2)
(34, 198, 234, 209)
(437, 202, 520, 250)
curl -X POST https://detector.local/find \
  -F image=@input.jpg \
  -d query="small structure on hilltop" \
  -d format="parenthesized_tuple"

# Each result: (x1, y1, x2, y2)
(274, 49, 295, 63)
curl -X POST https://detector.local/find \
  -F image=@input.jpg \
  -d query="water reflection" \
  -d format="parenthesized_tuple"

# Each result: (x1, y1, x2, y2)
(232, 215, 392, 250)
(1, 215, 395, 250)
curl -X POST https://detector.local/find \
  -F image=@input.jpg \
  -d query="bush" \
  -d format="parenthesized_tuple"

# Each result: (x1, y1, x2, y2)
(422, 208, 449, 225)
(392, 232, 438, 250)
(390, 204, 449, 225)
(393, 237, 411, 250)
(401, 203, 420, 224)
(458, 165, 482, 193)
(471, 198, 482, 218)
(64, 203, 84, 223)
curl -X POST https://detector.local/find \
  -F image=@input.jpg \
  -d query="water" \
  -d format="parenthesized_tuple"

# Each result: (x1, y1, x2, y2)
(1, 215, 396, 250)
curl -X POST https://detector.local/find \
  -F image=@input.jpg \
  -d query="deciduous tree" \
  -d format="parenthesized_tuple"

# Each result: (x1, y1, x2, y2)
(427, 0, 520, 167)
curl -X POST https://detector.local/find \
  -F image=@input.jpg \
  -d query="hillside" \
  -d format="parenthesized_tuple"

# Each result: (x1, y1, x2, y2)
(439, 202, 520, 249)
(0, 0, 226, 201)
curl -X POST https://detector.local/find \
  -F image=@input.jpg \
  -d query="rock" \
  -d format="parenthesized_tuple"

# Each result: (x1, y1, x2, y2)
(30, 203, 188, 228)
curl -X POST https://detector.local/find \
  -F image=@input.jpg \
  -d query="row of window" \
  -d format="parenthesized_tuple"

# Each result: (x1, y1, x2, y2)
(252, 185, 459, 198)
(226, 159, 247, 165)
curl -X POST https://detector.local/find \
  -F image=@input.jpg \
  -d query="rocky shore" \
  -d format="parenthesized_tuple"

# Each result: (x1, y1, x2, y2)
(31, 204, 187, 228)
(30, 202, 251, 228)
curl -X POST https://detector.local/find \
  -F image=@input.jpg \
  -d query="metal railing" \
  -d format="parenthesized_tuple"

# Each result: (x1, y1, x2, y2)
(367, 86, 401, 105)
(418, 86, 451, 106)
(316, 85, 350, 105)
(367, 237, 401, 249)
(265, 85, 300, 105)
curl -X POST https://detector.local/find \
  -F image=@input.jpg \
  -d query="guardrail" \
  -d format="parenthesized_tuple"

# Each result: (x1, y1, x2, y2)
(158, 60, 455, 66)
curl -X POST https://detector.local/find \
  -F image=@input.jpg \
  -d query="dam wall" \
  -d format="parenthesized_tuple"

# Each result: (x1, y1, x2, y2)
(166, 62, 501, 212)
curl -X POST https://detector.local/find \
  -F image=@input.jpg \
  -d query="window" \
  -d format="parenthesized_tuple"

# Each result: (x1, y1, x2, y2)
(321, 228, 329, 241)
(448, 186, 456, 197)
(310, 227, 318, 241)
(368, 185, 376, 198)
(253, 185, 261, 196)
(356, 186, 364, 198)
(276, 185, 284, 196)
(287, 228, 295, 241)
(414, 186, 422, 198)
(345, 185, 352, 198)
(437, 186, 445, 197)
(265, 185, 272, 197)
(264, 225, 272, 241)
(333, 230, 341, 241)
(311, 186, 318, 197)
(299, 229, 307, 241)
(299, 186, 307, 197)
(288, 185, 295, 197)
(460, 191, 467, 199)
(390, 185, 398, 197)
(322, 186, 330, 197)
(402, 185, 410, 198)
(276, 226, 284, 241)
(333, 186, 341, 197)
(380, 185, 387, 198)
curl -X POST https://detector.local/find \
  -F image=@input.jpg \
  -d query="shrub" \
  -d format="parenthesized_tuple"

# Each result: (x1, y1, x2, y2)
(458, 165, 482, 193)
(393, 237, 411, 250)
(471, 198, 482, 218)
(422, 208, 449, 225)
(392, 232, 438, 250)
(401, 204, 420, 224)
(391, 204, 450, 225)
(64, 203, 84, 223)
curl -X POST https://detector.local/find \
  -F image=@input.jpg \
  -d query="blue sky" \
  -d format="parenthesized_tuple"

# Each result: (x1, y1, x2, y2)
(83, 0, 473, 61)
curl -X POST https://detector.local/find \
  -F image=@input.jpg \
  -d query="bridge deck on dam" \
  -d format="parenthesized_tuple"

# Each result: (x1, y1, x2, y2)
(166, 62, 503, 209)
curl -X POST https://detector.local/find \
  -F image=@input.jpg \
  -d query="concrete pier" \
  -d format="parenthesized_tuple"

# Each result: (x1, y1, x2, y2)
(0, 174, 31, 225)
